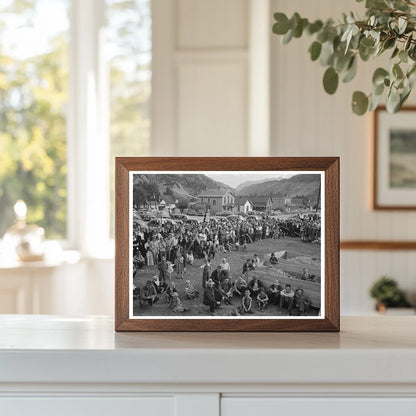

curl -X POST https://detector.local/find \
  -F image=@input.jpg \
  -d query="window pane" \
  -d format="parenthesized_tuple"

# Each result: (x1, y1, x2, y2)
(106, 0, 152, 237)
(0, 0, 70, 239)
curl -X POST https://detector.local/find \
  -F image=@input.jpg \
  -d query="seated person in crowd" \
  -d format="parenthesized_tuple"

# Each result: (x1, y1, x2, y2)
(256, 287, 269, 312)
(203, 278, 223, 314)
(132, 283, 140, 300)
(140, 280, 159, 307)
(279, 284, 295, 313)
(252, 253, 261, 268)
(294, 288, 312, 316)
(219, 258, 231, 281)
(301, 268, 310, 280)
(269, 252, 279, 265)
(233, 275, 248, 297)
(241, 289, 254, 314)
(152, 275, 166, 293)
(133, 251, 146, 269)
(220, 277, 233, 305)
(170, 292, 188, 312)
(184, 280, 199, 300)
(242, 258, 254, 275)
(166, 281, 178, 303)
(267, 279, 281, 305)
(248, 275, 264, 297)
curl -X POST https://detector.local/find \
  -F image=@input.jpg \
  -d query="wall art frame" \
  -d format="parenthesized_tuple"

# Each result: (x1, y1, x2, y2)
(115, 157, 339, 332)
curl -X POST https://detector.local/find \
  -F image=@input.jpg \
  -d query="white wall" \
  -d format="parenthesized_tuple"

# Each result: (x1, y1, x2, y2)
(59, 0, 416, 316)
(271, 0, 416, 312)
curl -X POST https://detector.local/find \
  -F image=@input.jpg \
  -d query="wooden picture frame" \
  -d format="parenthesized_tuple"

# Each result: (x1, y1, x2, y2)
(373, 106, 416, 210)
(115, 157, 339, 332)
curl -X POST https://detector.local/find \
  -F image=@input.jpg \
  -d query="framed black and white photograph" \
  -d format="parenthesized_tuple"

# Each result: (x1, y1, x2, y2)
(115, 157, 339, 332)
(374, 107, 416, 210)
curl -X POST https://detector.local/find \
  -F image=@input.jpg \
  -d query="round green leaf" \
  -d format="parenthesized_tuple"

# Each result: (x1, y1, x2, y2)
(399, 50, 408, 63)
(323, 67, 339, 95)
(387, 88, 401, 113)
(352, 91, 369, 115)
(309, 41, 322, 61)
(273, 13, 290, 35)
(342, 56, 357, 83)
(372, 68, 389, 86)
(393, 63, 404, 79)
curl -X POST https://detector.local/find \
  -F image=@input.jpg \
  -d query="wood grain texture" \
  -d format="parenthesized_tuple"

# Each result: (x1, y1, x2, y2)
(341, 241, 416, 250)
(373, 106, 416, 210)
(115, 157, 340, 332)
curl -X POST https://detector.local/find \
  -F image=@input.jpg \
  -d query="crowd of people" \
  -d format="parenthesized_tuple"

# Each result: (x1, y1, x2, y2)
(132, 212, 318, 316)
(132, 212, 320, 269)
(133, 254, 313, 316)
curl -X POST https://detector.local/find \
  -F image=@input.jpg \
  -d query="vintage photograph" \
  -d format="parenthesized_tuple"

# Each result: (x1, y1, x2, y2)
(390, 129, 416, 189)
(374, 107, 416, 209)
(129, 171, 324, 319)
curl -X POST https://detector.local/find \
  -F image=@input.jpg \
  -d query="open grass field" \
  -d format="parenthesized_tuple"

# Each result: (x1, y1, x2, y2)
(132, 237, 321, 317)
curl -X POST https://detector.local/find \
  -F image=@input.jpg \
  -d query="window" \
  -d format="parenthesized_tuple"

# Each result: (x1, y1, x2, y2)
(0, 0, 151, 251)
(0, 0, 70, 239)
(213, 199, 216, 206)
(106, 0, 151, 237)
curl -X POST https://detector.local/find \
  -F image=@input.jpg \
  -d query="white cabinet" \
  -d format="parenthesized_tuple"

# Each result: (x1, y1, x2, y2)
(0, 316, 416, 416)
(1, 396, 175, 416)
(222, 398, 416, 416)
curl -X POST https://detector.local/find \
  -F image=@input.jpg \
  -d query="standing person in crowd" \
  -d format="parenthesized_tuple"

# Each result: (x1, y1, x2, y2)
(280, 284, 295, 313)
(200, 258, 212, 289)
(175, 253, 186, 279)
(186, 251, 194, 265)
(241, 289, 254, 314)
(146, 249, 154, 266)
(150, 236, 159, 263)
(219, 258, 230, 281)
(203, 279, 222, 314)
(166, 260, 174, 282)
(210, 265, 222, 287)
(158, 256, 168, 284)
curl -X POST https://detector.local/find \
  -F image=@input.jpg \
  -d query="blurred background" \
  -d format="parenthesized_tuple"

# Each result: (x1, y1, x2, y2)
(0, 0, 415, 316)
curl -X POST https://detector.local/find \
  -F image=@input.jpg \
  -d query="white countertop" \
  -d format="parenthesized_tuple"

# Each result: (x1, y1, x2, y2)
(0, 315, 415, 387)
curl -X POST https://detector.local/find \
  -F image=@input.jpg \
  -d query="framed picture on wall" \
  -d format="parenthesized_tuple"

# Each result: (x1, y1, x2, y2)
(374, 106, 416, 210)
(115, 157, 339, 332)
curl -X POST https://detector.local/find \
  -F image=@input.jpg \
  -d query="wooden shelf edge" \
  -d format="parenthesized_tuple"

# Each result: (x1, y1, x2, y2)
(341, 241, 416, 250)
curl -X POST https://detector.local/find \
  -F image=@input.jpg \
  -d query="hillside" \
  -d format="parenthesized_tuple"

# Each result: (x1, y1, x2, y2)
(235, 177, 282, 193)
(132, 173, 232, 200)
(237, 174, 321, 202)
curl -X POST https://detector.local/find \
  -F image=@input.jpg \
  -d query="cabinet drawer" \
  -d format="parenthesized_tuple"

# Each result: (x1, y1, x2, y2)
(0, 396, 175, 416)
(221, 397, 416, 416)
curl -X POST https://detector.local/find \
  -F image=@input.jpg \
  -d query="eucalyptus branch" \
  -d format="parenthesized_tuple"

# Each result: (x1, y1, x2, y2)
(272, 0, 416, 115)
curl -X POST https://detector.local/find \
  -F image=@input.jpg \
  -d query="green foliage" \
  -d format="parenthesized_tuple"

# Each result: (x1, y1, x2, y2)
(369, 276, 411, 307)
(272, 0, 416, 115)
